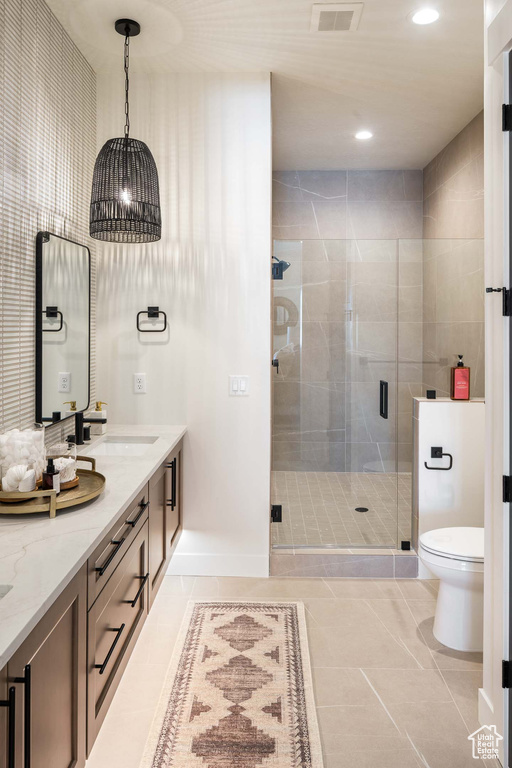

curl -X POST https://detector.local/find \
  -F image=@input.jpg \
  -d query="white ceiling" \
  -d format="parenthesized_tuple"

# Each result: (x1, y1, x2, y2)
(46, 0, 484, 170)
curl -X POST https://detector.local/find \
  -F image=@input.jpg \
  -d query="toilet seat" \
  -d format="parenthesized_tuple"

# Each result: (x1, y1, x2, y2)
(419, 527, 484, 563)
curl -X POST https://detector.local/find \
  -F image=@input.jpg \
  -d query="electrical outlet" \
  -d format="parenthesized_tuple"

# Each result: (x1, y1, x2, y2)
(58, 372, 71, 393)
(133, 373, 147, 394)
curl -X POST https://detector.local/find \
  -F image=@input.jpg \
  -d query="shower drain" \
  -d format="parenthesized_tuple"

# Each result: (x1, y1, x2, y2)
(355, 507, 369, 513)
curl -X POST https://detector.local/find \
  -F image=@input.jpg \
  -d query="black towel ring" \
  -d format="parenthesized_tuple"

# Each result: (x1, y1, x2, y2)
(136, 306, 167, 333)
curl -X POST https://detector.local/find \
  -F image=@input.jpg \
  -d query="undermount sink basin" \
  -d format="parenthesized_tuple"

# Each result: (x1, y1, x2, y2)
(89, 436, 158, 457)
(0, 585, 13, 600)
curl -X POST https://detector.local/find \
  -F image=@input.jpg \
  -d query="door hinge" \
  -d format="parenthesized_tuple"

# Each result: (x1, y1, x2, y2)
(503, 104, 512, 131)
(271, 504, 282, 523)
(504, 475, 511, 503)
(503, 659, 511, 688)
(485, 286, 511, 316)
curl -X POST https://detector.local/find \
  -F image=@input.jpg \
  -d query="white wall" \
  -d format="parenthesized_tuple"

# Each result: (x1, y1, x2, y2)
(483, 0, 510, 759)
(95, 72, 272, 577)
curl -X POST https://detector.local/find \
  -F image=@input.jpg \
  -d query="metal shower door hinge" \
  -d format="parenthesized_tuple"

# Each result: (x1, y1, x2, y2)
(486, 286, 511, 316)
(504, 476, 511, 504)
(503, 659, 511, 688)
(271, 505, 282, 523)
(503, 104, 512, 131)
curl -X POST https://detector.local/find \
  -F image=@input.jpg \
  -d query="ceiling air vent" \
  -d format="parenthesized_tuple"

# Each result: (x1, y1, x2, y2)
(310, 3, 363, 32)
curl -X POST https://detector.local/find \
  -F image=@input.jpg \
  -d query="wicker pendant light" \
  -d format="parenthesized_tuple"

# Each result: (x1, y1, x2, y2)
(90, 19, 161, 243)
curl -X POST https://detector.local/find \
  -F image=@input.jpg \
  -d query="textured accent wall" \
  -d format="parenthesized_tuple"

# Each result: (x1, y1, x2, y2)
(96, 72, 272, 577)
(271, 170, 424, 473)
(422, 112, 484, 397)
(0, 0, 96, 435)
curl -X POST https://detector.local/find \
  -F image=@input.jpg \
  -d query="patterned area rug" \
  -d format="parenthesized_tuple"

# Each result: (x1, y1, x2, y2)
(140, 601, 323, 768)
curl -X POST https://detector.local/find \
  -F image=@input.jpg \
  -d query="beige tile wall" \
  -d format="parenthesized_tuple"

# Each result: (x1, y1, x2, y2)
(422, 112, 484, 396)
(273, 170, 423, 241)
(273, 119, 485, 477)
(272, 170, 424, 473)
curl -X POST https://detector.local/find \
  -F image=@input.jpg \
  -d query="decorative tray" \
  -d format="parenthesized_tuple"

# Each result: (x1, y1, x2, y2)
(0, 457, 105, 518)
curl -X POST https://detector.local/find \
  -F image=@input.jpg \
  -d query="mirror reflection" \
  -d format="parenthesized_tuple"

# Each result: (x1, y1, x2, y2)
(36, 232, 90, 424)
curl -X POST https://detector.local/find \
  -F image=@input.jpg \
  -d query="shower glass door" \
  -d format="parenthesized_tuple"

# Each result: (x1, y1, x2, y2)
(271, 239, 402, 549)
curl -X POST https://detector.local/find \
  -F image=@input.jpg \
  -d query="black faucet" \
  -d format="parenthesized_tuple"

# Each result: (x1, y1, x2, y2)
(69, 411, 107, 446)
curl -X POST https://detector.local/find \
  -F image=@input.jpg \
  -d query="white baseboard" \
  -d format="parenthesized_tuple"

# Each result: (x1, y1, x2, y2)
(166, 553, 270, 578)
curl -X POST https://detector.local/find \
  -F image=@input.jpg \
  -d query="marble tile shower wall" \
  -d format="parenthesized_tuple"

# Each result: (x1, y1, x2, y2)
(273, 170, 423, 241)
(422, 112, 484, 397)
(272, 170, 424, 473)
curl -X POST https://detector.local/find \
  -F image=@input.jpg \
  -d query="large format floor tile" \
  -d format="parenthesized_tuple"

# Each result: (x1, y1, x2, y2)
(86, 575, 492, 768)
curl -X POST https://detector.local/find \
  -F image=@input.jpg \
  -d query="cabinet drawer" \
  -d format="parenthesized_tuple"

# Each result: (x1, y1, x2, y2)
(87, 485, 149, 609)
(87, 522, 148, 754)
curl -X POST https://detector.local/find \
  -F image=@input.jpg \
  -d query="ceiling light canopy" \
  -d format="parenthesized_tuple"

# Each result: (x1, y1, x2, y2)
(411, 8, 440, 24)
(355, 130, 373, 140)
(90, 19, 162, 243)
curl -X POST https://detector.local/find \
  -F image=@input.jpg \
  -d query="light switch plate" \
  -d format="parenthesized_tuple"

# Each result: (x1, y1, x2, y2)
(229, 375, 249, 396)
(58, 372, 71, 393)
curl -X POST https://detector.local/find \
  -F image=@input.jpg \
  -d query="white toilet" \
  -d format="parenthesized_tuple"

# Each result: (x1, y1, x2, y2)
(419, 526, 484, 652)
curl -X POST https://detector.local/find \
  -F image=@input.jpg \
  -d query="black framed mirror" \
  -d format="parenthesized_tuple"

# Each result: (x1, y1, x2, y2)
(35, 231, 91, 425)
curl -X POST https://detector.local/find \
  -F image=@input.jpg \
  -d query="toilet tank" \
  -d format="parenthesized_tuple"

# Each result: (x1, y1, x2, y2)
(412, 398, 485, 551)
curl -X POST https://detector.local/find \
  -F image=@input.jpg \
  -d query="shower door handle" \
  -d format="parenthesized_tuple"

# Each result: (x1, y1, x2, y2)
(379, 380, 388, 419)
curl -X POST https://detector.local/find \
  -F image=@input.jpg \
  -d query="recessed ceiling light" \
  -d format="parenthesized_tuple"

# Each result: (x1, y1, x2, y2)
(355, 130, 373, 140)
(411, 8, 440, 24)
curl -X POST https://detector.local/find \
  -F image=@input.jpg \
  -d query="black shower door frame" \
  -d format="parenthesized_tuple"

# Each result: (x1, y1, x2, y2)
(508, 47, 512, 768)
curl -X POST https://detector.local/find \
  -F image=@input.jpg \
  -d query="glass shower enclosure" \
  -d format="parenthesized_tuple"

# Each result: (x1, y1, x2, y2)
(271, 239, 421, 550)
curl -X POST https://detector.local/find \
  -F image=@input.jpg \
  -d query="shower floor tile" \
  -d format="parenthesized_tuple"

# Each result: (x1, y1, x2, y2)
(271, 470, 412, 548)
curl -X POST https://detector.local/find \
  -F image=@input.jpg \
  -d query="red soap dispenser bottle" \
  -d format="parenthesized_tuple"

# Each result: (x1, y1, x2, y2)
(450, 354, 470, 400)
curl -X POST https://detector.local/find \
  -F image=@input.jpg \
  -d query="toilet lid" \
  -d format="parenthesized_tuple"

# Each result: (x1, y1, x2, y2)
(420, 527, 484, 562)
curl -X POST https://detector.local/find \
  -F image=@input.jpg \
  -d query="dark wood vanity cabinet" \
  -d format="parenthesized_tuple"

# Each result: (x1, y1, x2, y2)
(5, 565, 87, 768)
(0, 439, 183, 764)
(148, 443, 182, 607)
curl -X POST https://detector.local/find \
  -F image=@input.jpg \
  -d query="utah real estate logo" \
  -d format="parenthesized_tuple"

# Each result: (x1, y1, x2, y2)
(468, 725, 503, 759)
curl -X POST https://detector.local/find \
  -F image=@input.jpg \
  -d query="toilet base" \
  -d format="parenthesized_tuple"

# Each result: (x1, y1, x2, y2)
(433, 575, 483, 653)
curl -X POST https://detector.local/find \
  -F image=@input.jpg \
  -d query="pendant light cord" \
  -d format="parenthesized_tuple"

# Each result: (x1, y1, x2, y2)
(124, 33, 130, 139)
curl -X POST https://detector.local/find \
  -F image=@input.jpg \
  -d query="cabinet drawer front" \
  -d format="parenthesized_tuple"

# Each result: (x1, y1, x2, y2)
(87, 522, 148, 753)
(87, 485, 149, 608)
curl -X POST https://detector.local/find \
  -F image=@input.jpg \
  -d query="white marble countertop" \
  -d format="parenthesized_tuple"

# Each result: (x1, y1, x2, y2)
(0, 424, 186, 668)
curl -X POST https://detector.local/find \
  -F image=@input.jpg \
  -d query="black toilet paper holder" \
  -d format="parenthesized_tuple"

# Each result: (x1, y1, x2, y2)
(424, 446, 453, 471)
